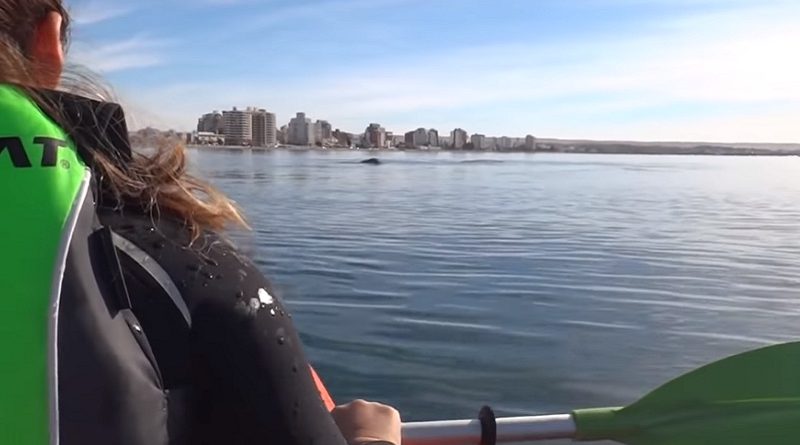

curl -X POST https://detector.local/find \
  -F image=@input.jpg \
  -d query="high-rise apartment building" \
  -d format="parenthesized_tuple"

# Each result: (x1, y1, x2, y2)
(498, 136, 513, 150)
(288, 112, 315, 146)
(365, 123, 386, 148)
(198, 111, 224, 134)
(404, 131, 414, 146)
(412, 128, 428, 147)
(278, 125, 288, 144)
(223, 107, 252, 146)
(315, 120, 332, 143)
(450, 128, 468, 149)
(199, 107, 275, 146)
(252, 109, 277, 147)
(525, 135, 537, 151)
(427, 129, 439, 147)
(471, 134, 486, 150)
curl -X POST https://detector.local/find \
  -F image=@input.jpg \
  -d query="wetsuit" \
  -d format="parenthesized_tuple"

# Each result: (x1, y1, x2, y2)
(0, 85, 348, 445)
(100, 209, 347, 445)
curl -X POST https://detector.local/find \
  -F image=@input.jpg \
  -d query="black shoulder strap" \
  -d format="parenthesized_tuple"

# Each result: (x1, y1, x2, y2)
(58, 168, 169, 445)
(110, 231, 192, 328)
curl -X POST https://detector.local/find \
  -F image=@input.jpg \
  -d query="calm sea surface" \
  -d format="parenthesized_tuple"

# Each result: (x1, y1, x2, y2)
(189, 149, 800, 429)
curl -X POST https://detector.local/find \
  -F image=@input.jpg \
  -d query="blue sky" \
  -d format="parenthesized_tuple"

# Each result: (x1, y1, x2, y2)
(67, 0, 799, 143)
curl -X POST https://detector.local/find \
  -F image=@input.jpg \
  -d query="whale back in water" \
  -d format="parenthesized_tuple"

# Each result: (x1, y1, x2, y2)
(361, 158, 381, 165)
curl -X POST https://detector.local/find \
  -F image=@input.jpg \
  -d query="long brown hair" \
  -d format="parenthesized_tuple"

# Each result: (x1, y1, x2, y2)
(0, 0, 247, 237)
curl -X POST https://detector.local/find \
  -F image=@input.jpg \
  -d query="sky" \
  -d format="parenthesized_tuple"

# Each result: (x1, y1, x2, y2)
(66, 0, 800, 143)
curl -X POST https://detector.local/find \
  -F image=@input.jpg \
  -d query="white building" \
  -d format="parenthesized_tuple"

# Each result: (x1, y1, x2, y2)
(471, 134, 486, 150)
(365, 123, 386, 148)
(193, 131, 224, 145)
(427, 129, 439, 146)
(525, 135, 537, 151)
(197, 111, 223, 134)
(498, 136, 513, 151)
(315, 120, 333, 143)
(450, 128, 468, 149)
(252, 109, 277, 147)
(288, 112, 315, 146)
(413, 128, 429, 147)
(223, 107, 252, 146)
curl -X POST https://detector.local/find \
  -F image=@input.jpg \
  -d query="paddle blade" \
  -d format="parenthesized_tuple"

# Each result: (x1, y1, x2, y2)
(573, 341, 800, 444)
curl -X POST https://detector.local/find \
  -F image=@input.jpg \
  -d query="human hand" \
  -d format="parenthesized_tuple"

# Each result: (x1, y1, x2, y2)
(331, 399, 401, 445)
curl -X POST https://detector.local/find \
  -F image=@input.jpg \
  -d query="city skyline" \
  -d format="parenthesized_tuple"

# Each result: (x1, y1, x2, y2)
(194, 106, 541, 149)
(69, 0, 800, 143)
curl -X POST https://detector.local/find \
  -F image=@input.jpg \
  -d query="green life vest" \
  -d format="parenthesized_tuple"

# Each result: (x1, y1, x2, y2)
(0, 84, 89, 444)
(1, 85, 172, 445)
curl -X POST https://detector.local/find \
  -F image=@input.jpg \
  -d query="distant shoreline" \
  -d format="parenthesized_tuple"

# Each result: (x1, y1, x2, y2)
(185, 144, 800, 156)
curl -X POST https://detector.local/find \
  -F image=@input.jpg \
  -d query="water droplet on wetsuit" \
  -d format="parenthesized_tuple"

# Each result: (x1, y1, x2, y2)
(276, 327, 286, 345)
(258, 288, 274, 305)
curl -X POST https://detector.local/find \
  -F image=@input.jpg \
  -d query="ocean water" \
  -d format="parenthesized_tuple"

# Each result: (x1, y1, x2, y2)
(189, 149, 800, 433)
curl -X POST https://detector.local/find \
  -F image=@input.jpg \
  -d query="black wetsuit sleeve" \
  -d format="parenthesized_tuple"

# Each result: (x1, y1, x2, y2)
(186, 242, 347, 445)
(101, 210, 348, 445)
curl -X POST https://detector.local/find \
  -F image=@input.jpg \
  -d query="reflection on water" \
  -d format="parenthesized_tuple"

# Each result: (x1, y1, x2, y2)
(190, 149, 800, 430)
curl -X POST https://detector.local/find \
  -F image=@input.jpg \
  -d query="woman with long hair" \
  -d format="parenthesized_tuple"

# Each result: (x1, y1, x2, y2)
(0, 1, 401, 444)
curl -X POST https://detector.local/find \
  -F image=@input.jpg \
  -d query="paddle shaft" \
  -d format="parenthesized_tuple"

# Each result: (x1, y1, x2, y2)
(396, 342, 800, 445)
(402, 414, 576, 445)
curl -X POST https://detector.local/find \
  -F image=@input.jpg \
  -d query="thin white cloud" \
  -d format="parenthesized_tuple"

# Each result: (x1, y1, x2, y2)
(588, 0, 795, 6)
(70, 1, 136, 25)
(556, 108, 800, 143)
(199, 0, 259, 4)
(243, 0, 419, 31)
(70, 35, 170, 73)
(121, 0, 800, 142)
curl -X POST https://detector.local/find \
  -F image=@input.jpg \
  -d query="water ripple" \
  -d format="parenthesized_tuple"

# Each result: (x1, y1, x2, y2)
(192, 149, 800, 421)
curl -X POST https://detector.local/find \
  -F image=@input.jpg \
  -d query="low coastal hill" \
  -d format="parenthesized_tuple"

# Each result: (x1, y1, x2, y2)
(537, 138, 800, 156)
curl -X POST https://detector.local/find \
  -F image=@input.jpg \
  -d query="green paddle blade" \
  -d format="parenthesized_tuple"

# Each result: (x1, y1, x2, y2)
(572, 341, 800, 444)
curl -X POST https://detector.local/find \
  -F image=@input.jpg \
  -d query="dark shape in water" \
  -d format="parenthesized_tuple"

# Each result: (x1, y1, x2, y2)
(360, 158, 381, 165)
(460, 159, 504, 164)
